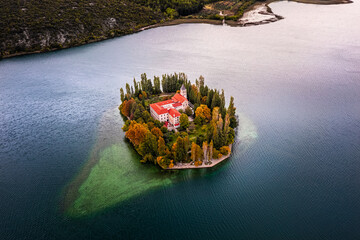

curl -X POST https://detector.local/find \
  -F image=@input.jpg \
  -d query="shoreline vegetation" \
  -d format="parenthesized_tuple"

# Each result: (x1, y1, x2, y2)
(0, 0, 352, 60)
(119, 73, 238, 169)
(170, 144, 232, 169)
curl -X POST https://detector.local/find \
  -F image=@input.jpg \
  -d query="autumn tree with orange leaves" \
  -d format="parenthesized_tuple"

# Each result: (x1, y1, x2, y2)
(125, 121, 148, 147)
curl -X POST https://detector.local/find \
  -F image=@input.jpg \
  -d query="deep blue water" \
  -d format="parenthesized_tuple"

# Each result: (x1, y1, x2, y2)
(1, 1, 360, 239)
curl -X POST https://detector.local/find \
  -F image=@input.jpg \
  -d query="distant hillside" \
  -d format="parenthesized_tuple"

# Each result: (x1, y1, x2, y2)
(0, 0, 205, 58)
(0, 0, 350, 59)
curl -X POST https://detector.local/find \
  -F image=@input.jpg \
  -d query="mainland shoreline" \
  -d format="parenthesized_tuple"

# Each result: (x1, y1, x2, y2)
(1, 0, 352, 60)
(292, 0, 352, 4)
(139, 0, 352, 30)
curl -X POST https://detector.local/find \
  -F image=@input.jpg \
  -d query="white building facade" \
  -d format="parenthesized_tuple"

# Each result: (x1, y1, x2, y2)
(149, 85, 189, 129)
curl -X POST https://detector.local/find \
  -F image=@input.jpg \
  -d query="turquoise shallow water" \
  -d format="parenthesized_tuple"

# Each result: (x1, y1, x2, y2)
(1, 1, 360, 239)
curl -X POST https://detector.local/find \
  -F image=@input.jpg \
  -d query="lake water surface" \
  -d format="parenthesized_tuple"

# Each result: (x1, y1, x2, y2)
(1, 1, 360, 239)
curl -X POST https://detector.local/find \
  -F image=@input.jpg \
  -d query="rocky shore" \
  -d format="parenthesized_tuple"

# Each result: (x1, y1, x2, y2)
(293, 0, 352, 4)
(168, 145, 233, 170)
(227, 3, 284, 27)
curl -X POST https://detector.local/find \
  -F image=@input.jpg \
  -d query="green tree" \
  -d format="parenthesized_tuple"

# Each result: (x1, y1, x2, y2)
(226, 128, 235, 145)
(133, 106, 142, 120)
(199, 75, 206, 97)
(134, 78, 139, 95)
(227, 96, 238, 128)
(211, 91, 221, 109)
(183, 135, 190, 159)
(161, 126, 168, 133)
(220, 89, 225, 110)
(154, 76, 161, 94)
(158, 137, 168, 156)
(194, 115, 203, 125)
(212, 126, 221, 149)
(139, 132, 158, 157)
(227, 96, 236, 117)
(126, 83, 131, 96)
(180, 113, 189, 130)
(206, 89, 214, 108)
(142, 111, 152, 123)
(230, 117, 238, 129)
(165, 8, 179, 19)
(120, 88, 125, 102)
(174, 137, 187, 163)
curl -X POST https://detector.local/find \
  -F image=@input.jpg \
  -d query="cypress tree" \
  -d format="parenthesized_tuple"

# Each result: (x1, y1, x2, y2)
(207, 89, 214, 108)
(175, 137, 186, 162)
(220, 89, 225, 110)
(228, 96, 236, 117)
(134, 78, 138, 94)
(211, 91, 221, 109)
(126, 83, 131, 96)
(120, 88, 125, 102)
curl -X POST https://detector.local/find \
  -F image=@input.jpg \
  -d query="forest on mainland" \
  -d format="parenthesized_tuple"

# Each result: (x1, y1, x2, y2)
(0, 0, 265, 58)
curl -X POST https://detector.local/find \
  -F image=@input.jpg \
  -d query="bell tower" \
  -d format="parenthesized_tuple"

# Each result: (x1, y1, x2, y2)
(180, 84, 187, 99)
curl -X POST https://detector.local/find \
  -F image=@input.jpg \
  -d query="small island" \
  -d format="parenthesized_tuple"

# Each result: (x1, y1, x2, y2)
(119, 73, 238, 169)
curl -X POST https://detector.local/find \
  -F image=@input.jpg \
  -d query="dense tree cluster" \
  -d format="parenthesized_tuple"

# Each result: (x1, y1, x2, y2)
(161, 72, 187, 93)
(0, 0, 269, 58)
(224, 0, 259, 21)
(119, 73, 238, 169)
(0, 0, 163, 57)
(134, 0, 207, 16)
(0, 0, 214, 57)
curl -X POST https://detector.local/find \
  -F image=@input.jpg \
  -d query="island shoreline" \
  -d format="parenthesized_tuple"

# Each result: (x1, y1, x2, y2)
(167, 144, 233, 170)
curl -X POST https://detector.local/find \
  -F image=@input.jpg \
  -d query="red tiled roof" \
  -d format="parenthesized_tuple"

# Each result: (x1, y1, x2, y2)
(151, 94, 187, 116)
(173, 102, 182, 108)
(172, 93, 187, 103)
(150, 103, 167, 115)
(169, 108, 181, 118)
(157, 99, 174, 106)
